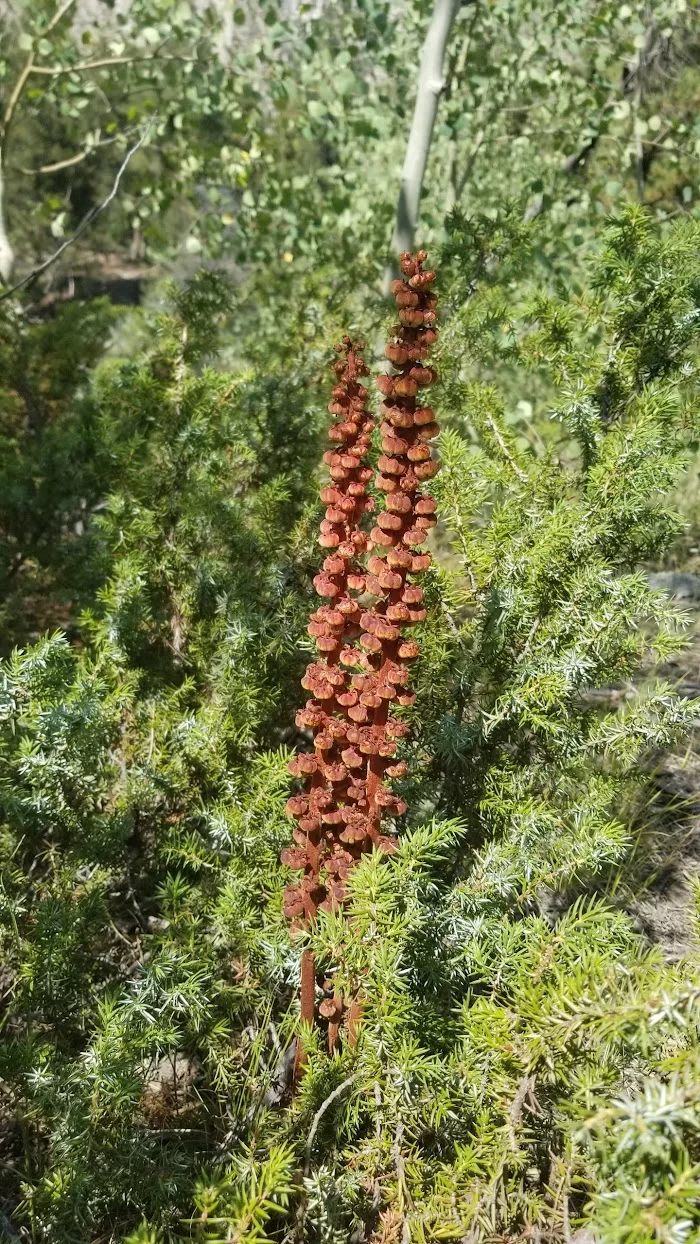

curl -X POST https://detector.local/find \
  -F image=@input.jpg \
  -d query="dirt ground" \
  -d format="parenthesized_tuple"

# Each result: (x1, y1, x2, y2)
(629, 571, 700, 960)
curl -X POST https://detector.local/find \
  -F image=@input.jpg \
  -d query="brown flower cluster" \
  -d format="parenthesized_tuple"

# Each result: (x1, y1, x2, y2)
(281, 252, 439, 1047)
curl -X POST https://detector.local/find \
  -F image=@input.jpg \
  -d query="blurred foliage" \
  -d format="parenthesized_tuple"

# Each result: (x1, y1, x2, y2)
(1, 0, 700, 292)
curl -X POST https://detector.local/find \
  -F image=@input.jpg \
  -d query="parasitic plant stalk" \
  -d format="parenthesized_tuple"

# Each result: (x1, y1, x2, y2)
(282, 337, 380, 1051)
(363, 250, 439, 838)
(282, 253, 440, 1066)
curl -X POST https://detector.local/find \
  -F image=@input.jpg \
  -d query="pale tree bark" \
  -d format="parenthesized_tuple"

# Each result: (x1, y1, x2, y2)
(0, 164, 14, 283)
(384, 0, 469, 293)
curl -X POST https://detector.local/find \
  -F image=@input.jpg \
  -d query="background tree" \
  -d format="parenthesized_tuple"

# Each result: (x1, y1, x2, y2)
(3, 0, 700, 299)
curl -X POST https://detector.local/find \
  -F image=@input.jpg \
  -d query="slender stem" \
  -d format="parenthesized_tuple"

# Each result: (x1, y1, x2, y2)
(29, 54, 196, 76)
(17, 133, 120, 175)
(444, 4, 479, 210)
(18, 148, 91, 175)
(1, 52, 36, 151)
(485, 413, 528, 483)
(45, 0, 78, 35)
(293, 947, 316, 1083)
(300, 948, 315, 1027)
(303, 1072, 360, 1177)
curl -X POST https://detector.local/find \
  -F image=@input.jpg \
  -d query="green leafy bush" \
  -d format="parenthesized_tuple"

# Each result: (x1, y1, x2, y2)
(1, 209, 700, 1244)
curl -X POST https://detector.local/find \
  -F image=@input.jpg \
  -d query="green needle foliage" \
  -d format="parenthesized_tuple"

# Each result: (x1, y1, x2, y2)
(2, 208, 700, 1244)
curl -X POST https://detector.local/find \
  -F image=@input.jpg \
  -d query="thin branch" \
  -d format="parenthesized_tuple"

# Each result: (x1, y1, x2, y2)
(303, 1073, 360, 1177)
(445, 23, 477, 211)
(519, 615, 541, 664)
(29, 55, 147, 75)
(22, 275, 75, 315)
(1, 52, 36, 150)
(268, 1020, 283, 1059)
(45, 0, 78, 35)
(507, 1073, 536, 1151)
(632, 35, 646, 199)
(18, 149, 89, 175)
(28, 54, 196, 76)
(0, 123, 153, 302)
(0, 6, 75, 141)
(440, 595, 463, 640)
(562, 1177, 572, 1244)
(16, 133, 121, 175)
(452, 124, 486, 203)
(485, 413, 528, 483)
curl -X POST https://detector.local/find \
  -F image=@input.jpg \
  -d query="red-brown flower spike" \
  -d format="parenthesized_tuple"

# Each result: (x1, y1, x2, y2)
(282, 260, 439, 1061)
(363, 251, 439, 840)
(282, 338, 380, 1056)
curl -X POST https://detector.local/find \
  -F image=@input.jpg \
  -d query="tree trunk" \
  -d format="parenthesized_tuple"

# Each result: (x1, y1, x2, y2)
(0, 164, 14, 283)
(383, 0, 466, 293)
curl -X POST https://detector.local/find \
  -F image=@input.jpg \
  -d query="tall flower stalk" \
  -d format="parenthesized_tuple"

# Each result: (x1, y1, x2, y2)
(282, 253, 440, 1056)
